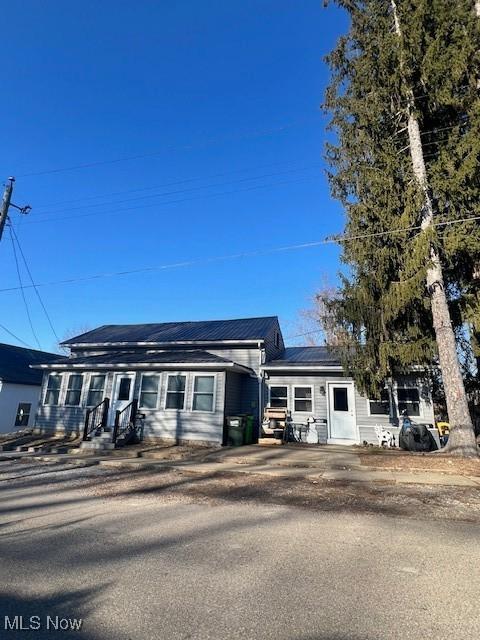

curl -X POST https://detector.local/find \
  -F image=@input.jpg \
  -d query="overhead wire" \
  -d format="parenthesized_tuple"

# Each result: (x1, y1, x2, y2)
(31, 164, 322, 218)
(0, 323, 34, 349)
(16, 116, 318, 179)
(20, 174, 321, 226)
(33, 159, 316, 211)
(1, 213, 479, 294)
(8, 227, 42, 349)
(10, 225, 61, 345)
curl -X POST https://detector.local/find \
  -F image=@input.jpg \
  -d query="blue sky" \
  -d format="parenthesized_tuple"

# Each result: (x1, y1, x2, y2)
(2, 0, 348, 352)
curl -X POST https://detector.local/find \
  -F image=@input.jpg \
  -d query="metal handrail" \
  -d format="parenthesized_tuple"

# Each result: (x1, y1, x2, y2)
(83, 397, 110, 441)
(112, 399, 138, 445)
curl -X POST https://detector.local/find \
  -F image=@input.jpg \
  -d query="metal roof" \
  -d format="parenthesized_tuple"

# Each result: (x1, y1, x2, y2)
(0, 343, 60, 385)
(61, 316, 279, 346)
(265, 346, 341, 366)
(32, 350, 253, 373)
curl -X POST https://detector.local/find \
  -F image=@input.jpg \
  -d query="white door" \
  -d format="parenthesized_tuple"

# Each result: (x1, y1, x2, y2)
(328, 383, 357, 442)
(109, 373, 136, 424)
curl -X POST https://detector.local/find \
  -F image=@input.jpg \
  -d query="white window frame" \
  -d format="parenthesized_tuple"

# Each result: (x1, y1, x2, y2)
(268, 385, 288, 409)
(366, 388, 392, 417)
(85, 373, 107, 407)
(164, 373, 188, 411)
(191, 374, 216, 413)
(44, 373, 62, 406)
(293, 385, 314, 414)
(139, 373, 161, 410)
(64, 373, 84, 407)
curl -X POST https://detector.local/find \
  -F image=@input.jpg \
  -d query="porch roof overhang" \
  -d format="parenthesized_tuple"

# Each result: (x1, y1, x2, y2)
(261, 364, 344, 373)
(31, 350, 254, 376)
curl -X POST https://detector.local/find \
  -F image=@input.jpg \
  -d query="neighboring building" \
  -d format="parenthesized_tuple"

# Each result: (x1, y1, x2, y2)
(0, 343, 60, 434)
(32, 316, 435, 446)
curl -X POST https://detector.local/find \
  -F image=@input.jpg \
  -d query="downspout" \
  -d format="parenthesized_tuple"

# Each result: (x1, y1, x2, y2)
(258, 341, 265, 441)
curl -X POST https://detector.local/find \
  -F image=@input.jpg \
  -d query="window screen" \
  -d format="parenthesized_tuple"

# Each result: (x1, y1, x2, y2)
(397, 388, 420, 416)
(65, 374, 83, 406)
(117, 377, 132, 401)
(192, 376, 215, 411)
(333, 387, 348, 412)
(44, 374, 61, 405)
(270, 386, 288, 409)
(165, 375, 186, 410)
(369, 389, 390, 415)
(294, 387, 312, 412)
(86, 375, 106, 407)
(139, 375, 160, 409)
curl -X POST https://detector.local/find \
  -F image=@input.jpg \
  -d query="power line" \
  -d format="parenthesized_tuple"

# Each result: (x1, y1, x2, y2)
(33, 159, 314, 210)
(1, 213, 479, 295)
(285, 329, 324, 339)
(0, 322, 34, 349)
(21, 174, 320, 226)
(8, 227, 42, 349)
(16, 116, 318, 179)
(31, 164, 322, 218)
(10, 225, 61, 345)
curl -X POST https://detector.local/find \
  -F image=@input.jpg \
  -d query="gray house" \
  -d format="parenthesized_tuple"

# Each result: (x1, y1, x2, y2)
(32, 316, 434, 446)
(0, 343, 59, 434)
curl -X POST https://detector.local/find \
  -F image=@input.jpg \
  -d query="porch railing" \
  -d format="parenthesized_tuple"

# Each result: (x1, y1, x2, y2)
(83, 398, 110, 441)
(112, 399, 138, 445)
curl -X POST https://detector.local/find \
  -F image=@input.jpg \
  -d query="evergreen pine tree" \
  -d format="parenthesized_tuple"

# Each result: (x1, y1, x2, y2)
(324, 0, 480, 456)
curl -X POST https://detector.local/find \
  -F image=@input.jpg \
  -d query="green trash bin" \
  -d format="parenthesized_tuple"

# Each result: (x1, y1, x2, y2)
(243, 415, 254, 445)
(226, 416, 245, 446)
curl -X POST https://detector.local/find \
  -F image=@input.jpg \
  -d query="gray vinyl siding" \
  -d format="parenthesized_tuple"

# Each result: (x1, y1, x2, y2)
(35, 369, 226, 445)
(207, 346, 262, 373)
(224, 371, 243, 416)
(140, 371, 225, 445)
(265, 370, 434, 444)
(266, 373, 330, 423)
(263, 318, 285, 363)
(35, 371, 115, 437)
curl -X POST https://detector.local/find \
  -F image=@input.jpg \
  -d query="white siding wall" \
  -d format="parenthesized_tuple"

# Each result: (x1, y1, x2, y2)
(0, 382, 42, 434)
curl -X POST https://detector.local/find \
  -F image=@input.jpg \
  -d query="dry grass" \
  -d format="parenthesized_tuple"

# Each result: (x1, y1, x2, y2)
(359, 449, 480, 476)
(84, 466, 480, 523)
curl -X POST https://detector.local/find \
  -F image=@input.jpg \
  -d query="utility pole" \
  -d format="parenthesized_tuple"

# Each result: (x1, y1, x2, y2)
(0, 177, 31, 243)
(0, 178, 14, 242)
(390, 0, 477, 456)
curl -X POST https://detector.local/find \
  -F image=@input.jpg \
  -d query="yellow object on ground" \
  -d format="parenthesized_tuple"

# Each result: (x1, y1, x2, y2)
(436, 422, 450, 437)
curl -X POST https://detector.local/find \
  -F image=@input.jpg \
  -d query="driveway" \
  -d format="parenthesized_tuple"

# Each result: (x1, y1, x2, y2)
(0, 458, 479, 640)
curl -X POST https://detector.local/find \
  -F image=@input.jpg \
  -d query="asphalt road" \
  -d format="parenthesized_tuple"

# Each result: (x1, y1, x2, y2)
(0, 460, 479, 640)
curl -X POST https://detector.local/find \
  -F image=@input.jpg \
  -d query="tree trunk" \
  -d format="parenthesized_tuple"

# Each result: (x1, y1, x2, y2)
(391, 0, 478, 457)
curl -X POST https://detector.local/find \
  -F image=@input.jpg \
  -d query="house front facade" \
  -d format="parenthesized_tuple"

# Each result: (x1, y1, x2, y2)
(33, 316, 435, 446)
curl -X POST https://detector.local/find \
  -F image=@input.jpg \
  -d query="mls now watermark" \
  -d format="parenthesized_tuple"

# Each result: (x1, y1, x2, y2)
(4, 615, 83, 631)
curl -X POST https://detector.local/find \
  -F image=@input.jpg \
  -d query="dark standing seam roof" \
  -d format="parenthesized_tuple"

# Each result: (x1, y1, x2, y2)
(266, 346, 341, 366)
(61, 316, 279, 345)
(0, 343, 60, 385)
(32, 350, 243, 368)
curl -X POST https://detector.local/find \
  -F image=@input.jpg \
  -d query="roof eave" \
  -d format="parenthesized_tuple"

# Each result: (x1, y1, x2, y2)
(261, 364, 344, 371)
(32, 362, 254, 374)
(63, 339, 266, 348)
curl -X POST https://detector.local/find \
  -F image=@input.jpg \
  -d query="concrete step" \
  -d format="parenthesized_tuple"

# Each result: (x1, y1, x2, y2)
(93, 432, 114, 442)
(80, 441, 115, 451)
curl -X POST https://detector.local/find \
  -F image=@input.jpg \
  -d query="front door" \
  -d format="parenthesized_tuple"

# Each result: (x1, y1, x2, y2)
(109, 373, 136, 424)
(328, 382, 357, 442)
